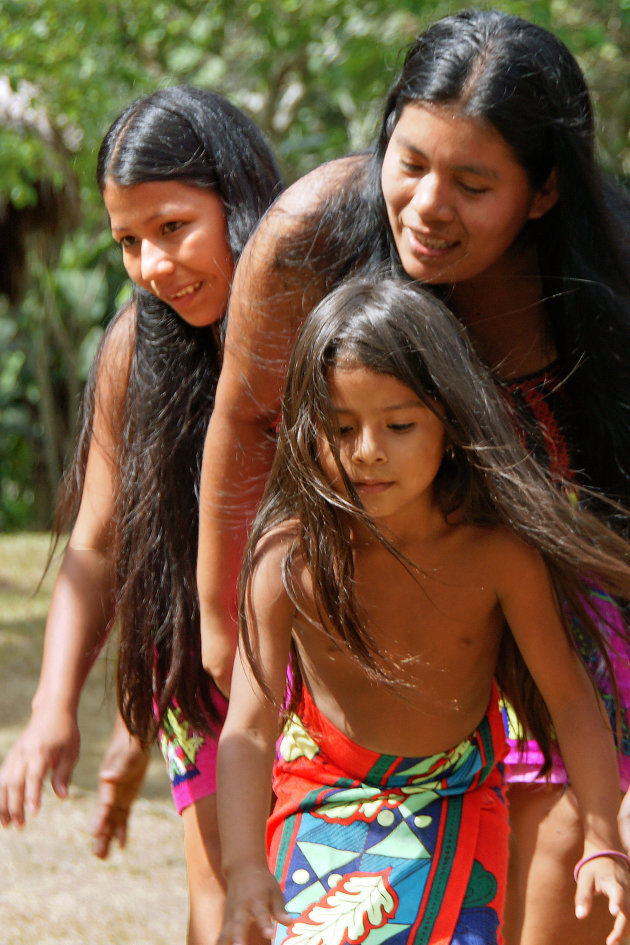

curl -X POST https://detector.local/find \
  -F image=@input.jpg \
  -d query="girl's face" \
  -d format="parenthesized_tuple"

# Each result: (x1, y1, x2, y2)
(380, 103, 557, 286)
(319, 361, 445, 529)
(103, 179, 234, 327)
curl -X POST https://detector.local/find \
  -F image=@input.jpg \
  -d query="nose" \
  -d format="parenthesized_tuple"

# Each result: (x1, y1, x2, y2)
(410, 173, 455, 224)
(352, 427, 386, 465)
(140, 240, 175, 285)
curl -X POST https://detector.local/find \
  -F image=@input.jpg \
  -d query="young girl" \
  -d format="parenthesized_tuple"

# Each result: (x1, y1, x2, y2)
(197, 10, 630, 943)
(217, 277, 630, 945)
(0, 86, 282, 944)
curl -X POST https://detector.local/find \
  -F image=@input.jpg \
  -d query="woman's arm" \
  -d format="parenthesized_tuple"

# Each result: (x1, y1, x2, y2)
(197, 159, 358, 692)
(0, 312, 133, 826)
(217, 531, 295, 944)
(498, 538, 630, 942)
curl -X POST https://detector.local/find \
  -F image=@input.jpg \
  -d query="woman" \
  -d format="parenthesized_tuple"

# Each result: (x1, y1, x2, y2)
(0, 86, 282, 944)
(197, 11, 630, 943)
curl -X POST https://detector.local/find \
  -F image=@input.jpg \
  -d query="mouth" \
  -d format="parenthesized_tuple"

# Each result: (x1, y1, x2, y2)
(406, 229, 459, 256)
(354, 480, 392, 494)
(169, 281, 203, 301)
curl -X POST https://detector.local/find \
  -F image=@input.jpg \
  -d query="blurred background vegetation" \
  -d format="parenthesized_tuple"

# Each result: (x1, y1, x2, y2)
(1, 0, 629, 530)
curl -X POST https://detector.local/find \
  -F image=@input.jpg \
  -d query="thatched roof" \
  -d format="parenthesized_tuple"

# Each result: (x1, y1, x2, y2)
(0, 78, 80, 303)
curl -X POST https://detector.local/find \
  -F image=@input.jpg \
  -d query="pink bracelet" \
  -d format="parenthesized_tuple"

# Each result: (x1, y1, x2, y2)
(573, 850, 630, 882)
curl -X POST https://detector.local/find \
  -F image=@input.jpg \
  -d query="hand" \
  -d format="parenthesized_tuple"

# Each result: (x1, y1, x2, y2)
(200, 620, 237, 698)
(0, 706, 80, 827)
(619, 788, 630, 853)
(575, 854, 630, 945)
(91, 715, 150, 858)
(219, 864, 292, 945)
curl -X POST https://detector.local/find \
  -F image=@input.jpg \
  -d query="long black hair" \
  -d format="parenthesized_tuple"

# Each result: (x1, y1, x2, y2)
(373, 9, 630, 501)
(279, 9, 630, 504)
(57, 86, 283, 740)
(240, 277, 630, 772)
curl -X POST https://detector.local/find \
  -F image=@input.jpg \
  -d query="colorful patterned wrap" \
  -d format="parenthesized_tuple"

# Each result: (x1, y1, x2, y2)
(503, 587, 630, 790)
(158, 689, 229, 814)
(267, 683, 509, 945)
(502, 366, 630, 788)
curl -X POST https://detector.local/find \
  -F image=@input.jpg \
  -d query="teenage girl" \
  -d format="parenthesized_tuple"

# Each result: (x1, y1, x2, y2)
(0, 85, 282, 945)
(217, 278, 630, 945)
(196, 11, 630, 943)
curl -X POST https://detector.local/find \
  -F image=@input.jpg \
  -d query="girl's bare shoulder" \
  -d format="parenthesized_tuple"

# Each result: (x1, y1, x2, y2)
(250, 520, 300, 580)
(461, 522, 547, 587)
(246, 521, 303, 621)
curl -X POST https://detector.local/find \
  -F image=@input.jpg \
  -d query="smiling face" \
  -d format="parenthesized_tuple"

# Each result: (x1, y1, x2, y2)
(380, 103, 557, 287)
(319, 362, 446, 530)
(103, 179, 234, 327)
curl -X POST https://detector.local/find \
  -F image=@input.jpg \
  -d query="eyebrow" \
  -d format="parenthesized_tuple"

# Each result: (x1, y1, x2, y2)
(110, 208, 183, 233)
(396, 136, 500, 180)
(333, 400, 426, 412)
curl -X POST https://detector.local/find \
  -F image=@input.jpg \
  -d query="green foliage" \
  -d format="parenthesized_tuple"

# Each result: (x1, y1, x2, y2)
(0, 0, 628, 528)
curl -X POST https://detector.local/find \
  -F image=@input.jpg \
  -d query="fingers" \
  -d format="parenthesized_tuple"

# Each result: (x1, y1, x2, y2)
(607, 907, 629, 945)
(0, 745, 47, 827)
(0, 712, 80, 829)
(270, 886, 293, 928)
(91, 778, 131, 859)
(575, 876, 593, 920)
(218, 913, 251, 945)
(576, 858, 630, 945)
(50, 751, 75, 800)
(0, 762, 27, 827)
(219, 876, 291, 945)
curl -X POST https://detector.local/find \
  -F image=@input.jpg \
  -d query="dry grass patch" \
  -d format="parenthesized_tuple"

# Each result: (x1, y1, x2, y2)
(0, 533, 187, 943)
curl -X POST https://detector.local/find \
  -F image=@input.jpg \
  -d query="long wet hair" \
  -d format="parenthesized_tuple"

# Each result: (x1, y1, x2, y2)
(240, 278, 630, 772)
(56, 86, 283, 740)
(280, 9, 630, 504)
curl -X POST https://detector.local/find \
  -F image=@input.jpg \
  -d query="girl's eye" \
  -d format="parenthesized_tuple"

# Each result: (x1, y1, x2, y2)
(162, 220, 183, 234)
(458, 181, 489, 195)
(388, 422, 414, 432)
(336, 425, 354, 436)
(119, 235, 138, 248)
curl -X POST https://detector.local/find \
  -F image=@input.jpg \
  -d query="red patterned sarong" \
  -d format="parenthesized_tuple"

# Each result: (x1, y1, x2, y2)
(267, 683, 508, 945)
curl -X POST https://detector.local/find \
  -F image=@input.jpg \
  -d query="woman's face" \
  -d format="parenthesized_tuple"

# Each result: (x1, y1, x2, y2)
(103, 179, 234, 327)
(380, 103, 557, 286)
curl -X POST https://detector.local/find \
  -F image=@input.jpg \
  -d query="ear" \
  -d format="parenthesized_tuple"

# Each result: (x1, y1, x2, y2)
(528, 168, 559, 220)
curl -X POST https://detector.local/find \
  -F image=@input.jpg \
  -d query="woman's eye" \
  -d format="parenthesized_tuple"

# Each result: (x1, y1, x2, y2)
(459, 181, 489, 195)
(337, 425, 354, 435)
(119, 235, 138, 248)
(388, 422, 414, 432)
(162, 220, 183, 234)
(401, 160, 425, 173)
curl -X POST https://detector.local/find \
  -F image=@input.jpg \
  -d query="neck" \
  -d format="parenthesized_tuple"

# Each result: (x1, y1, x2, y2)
(450, 245, 555, 380)
(353, 498, 449, 555)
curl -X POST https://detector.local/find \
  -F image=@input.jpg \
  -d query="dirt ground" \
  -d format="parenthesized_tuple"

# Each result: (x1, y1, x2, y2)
(0, 533, 188, 944)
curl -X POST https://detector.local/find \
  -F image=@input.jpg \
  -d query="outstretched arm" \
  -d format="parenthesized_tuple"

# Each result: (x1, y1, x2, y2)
(0, 542, 115, 825)
(0, 311, 133, 827)
(197, 159, 357, 693)
(499, 539, 630, 945)
(217, 531, 295, 944)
